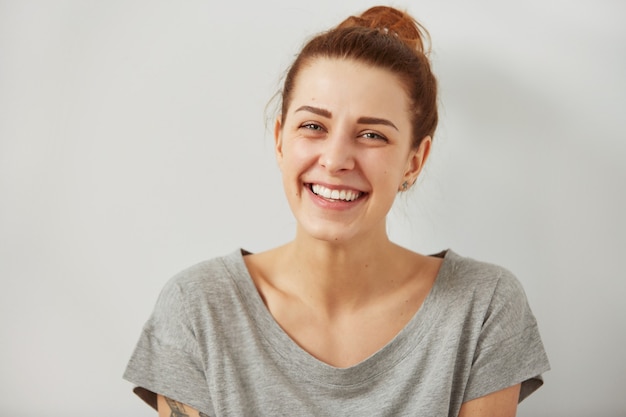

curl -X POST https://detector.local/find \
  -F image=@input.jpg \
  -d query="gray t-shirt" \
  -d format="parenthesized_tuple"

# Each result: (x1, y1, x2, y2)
(124, 249, 550, 416)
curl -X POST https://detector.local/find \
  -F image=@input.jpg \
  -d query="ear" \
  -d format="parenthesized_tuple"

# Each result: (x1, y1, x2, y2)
(402, 136, 432, 185)
(274, 116, 284, 167)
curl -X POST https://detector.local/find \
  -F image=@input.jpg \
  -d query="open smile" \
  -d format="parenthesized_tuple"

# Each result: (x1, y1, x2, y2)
(306, 183, 366, 202)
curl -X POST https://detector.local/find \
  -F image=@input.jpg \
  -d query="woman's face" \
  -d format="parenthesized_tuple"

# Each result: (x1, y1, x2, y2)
(275, 58, 430, 244)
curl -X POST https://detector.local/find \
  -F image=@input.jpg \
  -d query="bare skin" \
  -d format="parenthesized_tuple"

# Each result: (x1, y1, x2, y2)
(244, 239, 441, 368)
(458, 384, 521, 417)
(156, 395, 209, 417)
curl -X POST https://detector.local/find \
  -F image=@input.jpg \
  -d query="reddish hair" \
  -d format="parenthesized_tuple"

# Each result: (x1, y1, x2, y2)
(280, 6, 438, 148)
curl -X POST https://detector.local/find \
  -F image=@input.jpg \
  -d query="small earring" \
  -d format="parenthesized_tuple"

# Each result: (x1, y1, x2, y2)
(401, 181, 409, 191)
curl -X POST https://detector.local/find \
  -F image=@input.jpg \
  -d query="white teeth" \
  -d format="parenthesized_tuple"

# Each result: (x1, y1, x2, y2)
(311, 184, 361, 202)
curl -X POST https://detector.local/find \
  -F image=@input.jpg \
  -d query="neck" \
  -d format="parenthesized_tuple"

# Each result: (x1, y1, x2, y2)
(277, 228, 404, 313)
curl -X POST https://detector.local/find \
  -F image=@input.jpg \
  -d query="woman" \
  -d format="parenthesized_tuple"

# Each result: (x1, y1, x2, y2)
(124, 6, 550, 416)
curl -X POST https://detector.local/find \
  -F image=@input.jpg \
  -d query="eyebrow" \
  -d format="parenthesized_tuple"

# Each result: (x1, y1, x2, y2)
(295, 105, 331, 118)
(295, 105, 399, 131)
(357, 116, 398, 131)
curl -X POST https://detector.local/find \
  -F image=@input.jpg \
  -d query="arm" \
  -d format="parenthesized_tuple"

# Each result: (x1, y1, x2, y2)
(157, 394, 210, 417)
(458, 384, 521, 417)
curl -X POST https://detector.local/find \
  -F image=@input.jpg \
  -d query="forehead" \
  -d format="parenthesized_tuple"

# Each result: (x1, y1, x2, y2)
(287, 58, 411, 122)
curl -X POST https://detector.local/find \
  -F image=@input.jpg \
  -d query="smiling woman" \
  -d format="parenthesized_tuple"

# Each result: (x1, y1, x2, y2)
(276, 58, 424, 244)
(123, 5, 549, 417)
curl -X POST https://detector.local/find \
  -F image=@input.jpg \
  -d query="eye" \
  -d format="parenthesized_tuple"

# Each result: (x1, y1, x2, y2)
(300, 123, 325, 132)
(360, 131, 388, 142)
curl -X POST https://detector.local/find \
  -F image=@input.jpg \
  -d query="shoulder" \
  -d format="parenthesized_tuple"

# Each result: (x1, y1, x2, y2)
(163, 249, 246, 292)
(436, 251, 534, 328)
(145, 249, 254, 336)
(444, 250, 539, 339)
(441, 250, 523, 296)
(151, 249, 250, 318)
(452, 252, 528, 305)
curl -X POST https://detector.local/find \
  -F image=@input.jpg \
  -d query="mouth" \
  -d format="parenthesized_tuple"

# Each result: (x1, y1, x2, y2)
(307, 183, 366, 202)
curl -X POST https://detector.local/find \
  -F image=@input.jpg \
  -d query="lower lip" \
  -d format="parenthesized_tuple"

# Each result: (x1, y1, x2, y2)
(305, 185, 366, 211)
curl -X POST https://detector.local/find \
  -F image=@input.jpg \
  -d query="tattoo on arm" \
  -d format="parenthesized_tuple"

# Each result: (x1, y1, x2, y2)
(165, 398, 190, 417)
(199, 413, 210, 417)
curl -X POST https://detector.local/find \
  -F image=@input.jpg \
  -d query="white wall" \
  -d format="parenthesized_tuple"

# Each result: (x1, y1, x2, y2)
(1, 1, 624, 416)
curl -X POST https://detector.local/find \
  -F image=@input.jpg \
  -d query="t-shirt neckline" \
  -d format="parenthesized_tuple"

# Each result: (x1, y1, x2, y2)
(222, 248, 457, 387)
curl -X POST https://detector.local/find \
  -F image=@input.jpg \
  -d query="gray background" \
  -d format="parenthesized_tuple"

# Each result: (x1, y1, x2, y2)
(1, 0, 624, 416)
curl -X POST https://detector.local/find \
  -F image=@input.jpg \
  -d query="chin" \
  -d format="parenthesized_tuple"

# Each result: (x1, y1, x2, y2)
(296, 217, 380, 246)
(295, 219, 343, 242)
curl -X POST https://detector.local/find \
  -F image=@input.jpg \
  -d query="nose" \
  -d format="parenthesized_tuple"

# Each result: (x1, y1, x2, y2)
(318, 131, 355, 173)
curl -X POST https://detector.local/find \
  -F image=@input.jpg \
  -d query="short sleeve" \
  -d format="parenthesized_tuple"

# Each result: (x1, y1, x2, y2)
(463, 269, 550, 403)
(123, 278, 213, 414)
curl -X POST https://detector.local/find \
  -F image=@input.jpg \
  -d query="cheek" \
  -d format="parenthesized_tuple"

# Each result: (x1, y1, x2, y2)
(280, 145, 307, 196)
(370, 154, 403, 179)
(282, 141, 317, 173)
(374, 157, 408, 192)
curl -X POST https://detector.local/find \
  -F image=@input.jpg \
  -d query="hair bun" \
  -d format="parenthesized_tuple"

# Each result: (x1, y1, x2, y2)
(337, 6, 430, 54)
